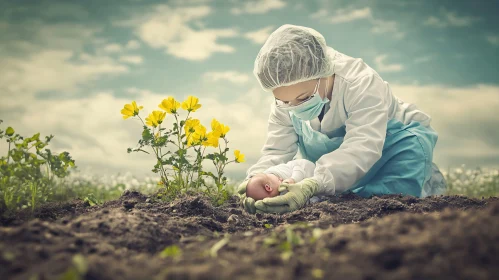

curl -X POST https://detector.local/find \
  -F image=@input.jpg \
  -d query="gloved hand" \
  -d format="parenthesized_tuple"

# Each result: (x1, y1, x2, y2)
(236, 178, 257, 214)
(282, 178, 295, 184)
(254, 178, 319, 214)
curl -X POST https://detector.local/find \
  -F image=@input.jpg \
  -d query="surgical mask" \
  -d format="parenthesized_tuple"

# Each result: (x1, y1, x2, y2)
(287, 78, 329, 121)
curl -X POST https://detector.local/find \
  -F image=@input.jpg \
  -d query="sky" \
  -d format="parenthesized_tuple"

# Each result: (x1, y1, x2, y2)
(1, 0, 499, 182)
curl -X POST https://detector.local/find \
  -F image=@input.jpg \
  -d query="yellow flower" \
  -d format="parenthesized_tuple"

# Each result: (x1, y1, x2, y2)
(187, 124, 207, 147)
(211, 119, 230, 138)
(184, 119, 201, 134)
(202, 131, 220, 147)
(159, 97, 181, 114)
(234, 150, 245, 163)
(181, 96, 202, 112)
(121, 101, 143, 119)
(145, 110, 166, 127)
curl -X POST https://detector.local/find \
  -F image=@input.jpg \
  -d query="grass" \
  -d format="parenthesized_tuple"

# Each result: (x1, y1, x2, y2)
(443, 165, 499, 198)
(1, 165, 498, 214)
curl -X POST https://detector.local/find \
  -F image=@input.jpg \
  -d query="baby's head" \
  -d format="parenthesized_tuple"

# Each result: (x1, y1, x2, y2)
(246, 173, 282, 200)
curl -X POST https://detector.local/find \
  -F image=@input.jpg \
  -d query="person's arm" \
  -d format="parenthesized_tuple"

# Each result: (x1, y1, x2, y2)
(313, 74, 390, 195)
(245, 102, 299, 179)
(289, 159, 316, 183)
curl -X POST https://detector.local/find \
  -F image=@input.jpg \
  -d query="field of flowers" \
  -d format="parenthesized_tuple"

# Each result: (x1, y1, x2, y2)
(444, 165, 499, 198)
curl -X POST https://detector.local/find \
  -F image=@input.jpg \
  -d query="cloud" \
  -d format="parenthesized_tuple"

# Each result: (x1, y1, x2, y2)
(486, 35, 499, 46)
(119, 55, 144, 64)
(0, 21, 101, 54)
(423, 9, 480, 28)
(414, 55, 433, 64)
(390, 83, 499, 168)
(329, 7, 372, 24)
(0, 20, 131, 103)
(244, 26, 274, 44)
(310, 10, 328, 19)
(125, 40, 141, 50)
(0, 50, 128, 98)
(102, 43, 123, 53)
(203, 71, 251, 84)
(374, 54, 404, 72)
(117, 5, 238, 61)
(230, 0, 286, 15)
(371, 19, 405, 39)
(311, 7, 404, 39)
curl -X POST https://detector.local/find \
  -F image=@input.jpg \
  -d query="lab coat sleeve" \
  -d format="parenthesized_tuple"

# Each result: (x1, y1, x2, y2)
(245, 102, 299, 179)
(313, 74, 390, 195)
(289, 159, 316, 182)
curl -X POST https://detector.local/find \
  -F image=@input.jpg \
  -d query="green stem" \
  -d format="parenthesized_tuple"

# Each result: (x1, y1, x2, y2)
(30, 181, 37, 212)
(138, 116, 170, 188)
(174, 114, 185, 190)
(196, 146, 206, 190)
(6, 141, 10, 165)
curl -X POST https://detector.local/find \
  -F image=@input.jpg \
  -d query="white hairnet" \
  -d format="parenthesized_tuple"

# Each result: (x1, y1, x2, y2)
(253, 24, 336, 92)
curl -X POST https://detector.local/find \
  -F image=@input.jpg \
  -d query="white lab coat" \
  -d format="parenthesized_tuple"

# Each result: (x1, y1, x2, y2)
(246, 48, 433, 196)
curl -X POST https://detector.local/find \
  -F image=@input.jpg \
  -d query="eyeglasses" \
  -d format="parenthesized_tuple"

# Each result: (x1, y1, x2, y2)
(274, 78, 321, 109)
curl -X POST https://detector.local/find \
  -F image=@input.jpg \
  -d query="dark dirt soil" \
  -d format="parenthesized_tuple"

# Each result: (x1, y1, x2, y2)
(1, 191, 498, 280)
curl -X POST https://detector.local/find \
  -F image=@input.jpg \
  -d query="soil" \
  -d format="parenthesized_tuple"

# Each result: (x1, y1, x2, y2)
(1, 191, 498, 280)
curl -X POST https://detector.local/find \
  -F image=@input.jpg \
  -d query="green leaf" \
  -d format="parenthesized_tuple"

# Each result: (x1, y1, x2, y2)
(6, 127, 14, 136)
(72, 254, 88, 274)
(159, 245, 182, 258)
(31, 133, 40, 141)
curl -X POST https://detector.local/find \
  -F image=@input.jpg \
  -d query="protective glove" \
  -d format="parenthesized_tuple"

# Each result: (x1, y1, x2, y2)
(236, 178, 257, 214)
(254, 177, 319, 214)
(282, 178, 295, 184)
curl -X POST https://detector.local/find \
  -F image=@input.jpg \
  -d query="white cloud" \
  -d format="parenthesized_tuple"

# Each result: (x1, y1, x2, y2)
(311, 7, 404, 39)
(244, 26, 274, 44)
(414, 55, 433, 64)
(119, 55, 144, 64)
(230, 0, 286, 15)
(0, 21, 101, 54)
(329, 7, 371, 24)
(390, 83, 499, 168)
(374, 54, 404, 72)
(486, 35, 499, 46)
(102, 43, 123, 53)
(0, 21, 130, 103)
(310, 10, 328, 19)
(0, 50, 128, 97)
(423, 9, 480, 28)
(203, 71, 250, 84)
(126, 40, 141, 50)
(119, 5, 238, 61)
(371, 19, 405, 39)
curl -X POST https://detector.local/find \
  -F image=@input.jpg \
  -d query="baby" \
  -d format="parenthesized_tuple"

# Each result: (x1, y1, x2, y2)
(246, 159, 323, 204)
